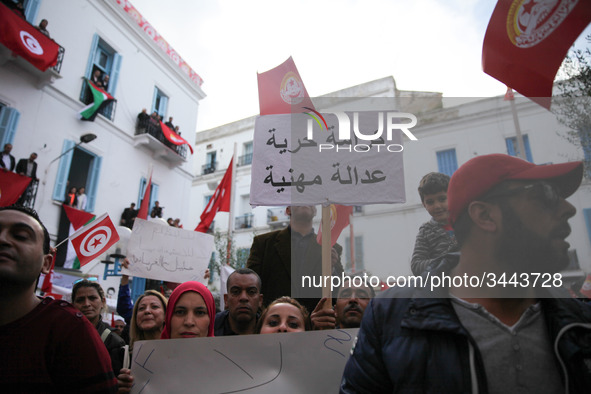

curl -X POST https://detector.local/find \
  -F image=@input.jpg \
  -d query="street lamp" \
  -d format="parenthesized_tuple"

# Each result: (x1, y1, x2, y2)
(47, 133, 97, 167)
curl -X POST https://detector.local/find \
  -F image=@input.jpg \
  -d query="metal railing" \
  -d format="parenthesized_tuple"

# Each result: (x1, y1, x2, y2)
(18, 179, 38, 208)
(135, 118, 188, 159)
(238, 153, 253, 166)
(202, 162, 217, 175)
(235, 213, 254, 230)
(51, 45, 65, 74)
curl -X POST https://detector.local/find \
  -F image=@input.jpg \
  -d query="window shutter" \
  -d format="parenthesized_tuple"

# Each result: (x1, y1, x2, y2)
(85, 155, 102, 212)
(0, 107, 20, 147)
(52, 140, 75, 201)
(109, 53, 122, 96)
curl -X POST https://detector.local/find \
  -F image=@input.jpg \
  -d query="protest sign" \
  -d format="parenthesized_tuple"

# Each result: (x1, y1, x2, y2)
(122, 219, 214, 283)
(131, 328, 358, 393)
(250, 112, 406, 206)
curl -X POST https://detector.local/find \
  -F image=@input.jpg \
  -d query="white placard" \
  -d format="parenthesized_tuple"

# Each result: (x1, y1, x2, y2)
(250, 112, 406, 206)
(131, 328, 358, 393)
(122, 219, 214, 283)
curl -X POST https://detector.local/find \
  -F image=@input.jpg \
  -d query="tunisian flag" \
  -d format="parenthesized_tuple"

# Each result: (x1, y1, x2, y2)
(195, 158, 233, 233)
(0, 171, 31, 206)
(0, 2, 59, 71)
(257, 56, 316, 115)
(159, 121, 194, 154)
(482, 0, 591, 109)
(317, 204, 353, 247)
(69, 213, 120, 267)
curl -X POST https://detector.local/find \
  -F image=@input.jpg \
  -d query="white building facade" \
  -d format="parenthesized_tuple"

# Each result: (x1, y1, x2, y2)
(192, 76, 591, 284)
(0, 0, 205, 291)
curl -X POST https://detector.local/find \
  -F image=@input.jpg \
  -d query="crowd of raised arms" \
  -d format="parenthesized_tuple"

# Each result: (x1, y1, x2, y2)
(1, 153, 590, 393)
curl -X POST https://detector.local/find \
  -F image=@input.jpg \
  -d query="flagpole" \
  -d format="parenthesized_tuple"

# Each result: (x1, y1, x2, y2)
(321, 204, 332, 302)
(226, 144, 237, 266)
(349, 212, 355, 273)
(506, 88, 527, 161)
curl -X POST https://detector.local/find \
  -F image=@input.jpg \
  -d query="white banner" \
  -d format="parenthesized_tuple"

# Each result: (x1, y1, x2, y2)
(122, 219, 214, 283)
(130, 328, 358, 393)
(250, 112, 406, 206)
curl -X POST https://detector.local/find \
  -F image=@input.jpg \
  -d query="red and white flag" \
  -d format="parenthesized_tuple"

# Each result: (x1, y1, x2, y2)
(195, 158, 233, 233)
(580, 274, 591, 299)
(317, 204, 353, 247)
(257, 56, 316, 115)
(160, 121, 194, 154)
(137, 171, 152, 220)
(482, 0, 591, 109)
(69, 213, 120, 267)
(0, 2, 60, 71)
(0, 171, 31, 206)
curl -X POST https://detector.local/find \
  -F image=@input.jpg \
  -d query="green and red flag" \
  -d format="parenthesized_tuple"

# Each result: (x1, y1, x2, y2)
(78, 79, 115, 121)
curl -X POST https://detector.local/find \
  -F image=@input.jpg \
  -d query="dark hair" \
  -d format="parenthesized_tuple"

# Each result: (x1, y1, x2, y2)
(255, 296, 311, 333)
(226, 268, 262, 292)
(0, 205, 50, 254)
(71, 280, 106, 303)
(418, 172, 450, 202)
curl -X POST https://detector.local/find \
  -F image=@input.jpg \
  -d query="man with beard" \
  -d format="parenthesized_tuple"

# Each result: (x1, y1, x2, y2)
(0, 206, 117, 392)
(341, 154, 591, 393)
(214, 268, 263, 336)
(247, 205, 344, 314)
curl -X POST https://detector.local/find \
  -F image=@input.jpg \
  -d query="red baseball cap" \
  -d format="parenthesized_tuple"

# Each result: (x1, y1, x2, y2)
(448, 154, 583, 224)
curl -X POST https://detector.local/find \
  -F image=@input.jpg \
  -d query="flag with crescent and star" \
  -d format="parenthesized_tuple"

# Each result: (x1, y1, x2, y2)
(69, 213, 120, 267)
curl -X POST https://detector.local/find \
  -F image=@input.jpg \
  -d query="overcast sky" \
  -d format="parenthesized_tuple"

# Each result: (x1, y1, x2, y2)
(131, 0, 589, 132)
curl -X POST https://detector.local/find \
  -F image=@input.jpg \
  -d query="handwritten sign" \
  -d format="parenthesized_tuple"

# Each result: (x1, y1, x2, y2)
(122, 219, 214, 283)
(130, 328, 358, 393)
(250, 112, 406, 206)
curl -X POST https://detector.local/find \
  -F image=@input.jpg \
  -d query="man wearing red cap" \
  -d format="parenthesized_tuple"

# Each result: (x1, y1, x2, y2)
(341, 154, 591, 393)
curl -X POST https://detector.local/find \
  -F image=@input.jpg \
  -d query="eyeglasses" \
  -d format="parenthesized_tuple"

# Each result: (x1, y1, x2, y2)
(483, 182, 561, 209)
(73, 277, 99, 285)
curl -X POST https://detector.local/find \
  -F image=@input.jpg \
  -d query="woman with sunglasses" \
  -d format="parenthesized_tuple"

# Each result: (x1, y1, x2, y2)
(71, 278, 126, 375)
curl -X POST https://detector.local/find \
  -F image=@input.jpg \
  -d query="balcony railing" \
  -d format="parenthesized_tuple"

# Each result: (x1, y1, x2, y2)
(267, 208, 289, 226)
(202, 162, 218, 175)
(135, 118, 188, 159)
(18, 179, 38, 209)
(52, 45, 65, 74)
(235, 213, 254, 230)
(238, 153, 253, 166)
(80, 79, 117, 120)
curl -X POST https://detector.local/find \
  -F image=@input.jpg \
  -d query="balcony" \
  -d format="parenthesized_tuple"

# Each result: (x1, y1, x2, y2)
(267, 208, 289, 227)
(202, 162, 217, 175)
(133, 119, 187, 165)
(235, 213, 254, 230)
(238, 153, 253, 166)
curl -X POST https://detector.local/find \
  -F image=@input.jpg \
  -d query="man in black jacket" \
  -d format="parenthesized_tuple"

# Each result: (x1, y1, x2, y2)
(0, 143, 15, 171)
(341, 154, 591, 393)
(15, 152, 38, 180)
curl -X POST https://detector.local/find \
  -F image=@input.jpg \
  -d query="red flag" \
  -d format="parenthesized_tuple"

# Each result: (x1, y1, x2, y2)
(195, 158, 233, 233)
(0, 2, 60, 71)
(137, 173, 152, 220)
(257, 56, 316, 115)
(159, 121, 194, 154)
(317, 204, 353, 247)
(581, 274, 591, 299)
(69, 213, 120, 267)
(482, 0, 591, 109)
(0, 171, 31, 206)
(62, 204, 96, 230)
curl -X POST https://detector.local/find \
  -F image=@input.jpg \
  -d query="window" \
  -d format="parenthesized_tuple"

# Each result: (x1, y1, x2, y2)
(80, 34, 122, 120)
(152, 87, 168, 118)
(52, 140, 102, 212)
(436, 148, 458, 176)
(236, 248, 250, 269)
(137, 177, 159, 213)
(203, 151, 216, 174)
(23, 0, 41, 24)
(506, 135, 533, 162)
(0, 105, 20, 147)
(345, 236, 364, 272)
(239, 142, 253, 166)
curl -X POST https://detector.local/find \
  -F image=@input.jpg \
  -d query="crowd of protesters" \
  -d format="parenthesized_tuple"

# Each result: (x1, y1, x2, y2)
(135, 109, 186, 156)
(2, 153, 591, 392)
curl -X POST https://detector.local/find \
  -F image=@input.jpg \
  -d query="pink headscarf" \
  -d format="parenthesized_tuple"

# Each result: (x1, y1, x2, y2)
(160, 281, 216, 339)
